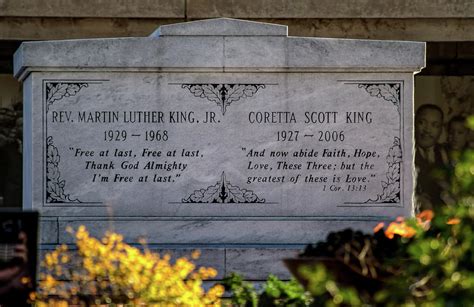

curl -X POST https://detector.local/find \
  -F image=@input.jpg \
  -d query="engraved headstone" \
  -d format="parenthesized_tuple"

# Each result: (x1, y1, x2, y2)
(14, 18, 425, 278)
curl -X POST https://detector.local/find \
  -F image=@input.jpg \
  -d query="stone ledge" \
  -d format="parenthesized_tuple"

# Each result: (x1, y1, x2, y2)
(0, 0, 184, 18)
(152, 18, 287, 37)
(40, 218, 58, 244)
(52, 219, 381, 245)
(226, 248, 300, 280)
(13, 19, 425, 80)
(187, 0, 474, 19)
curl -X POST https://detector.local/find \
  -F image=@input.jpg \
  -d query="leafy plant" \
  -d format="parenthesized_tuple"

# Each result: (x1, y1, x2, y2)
(297, 116, 474, 306)
(260, 275, 313, 306)
(222, 272, 312, 306)
(34, 226, 224, 306)
(299, 264, 362, 306)
(375, 149, 474, 305)
(221, 273, 259, 306)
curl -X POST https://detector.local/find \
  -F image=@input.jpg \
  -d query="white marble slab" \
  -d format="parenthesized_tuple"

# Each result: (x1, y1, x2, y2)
(14, 19, 424, 250)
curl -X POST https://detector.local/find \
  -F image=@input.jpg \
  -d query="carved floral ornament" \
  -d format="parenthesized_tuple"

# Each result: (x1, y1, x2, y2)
(46, 136, 80, 203)
(46, 82, 88, 112)
(181, 84, 266, 115)
(365, 137, 402, 203)
(356, 82, 402, 204)
(182, 172, 265, 204)
(358, 83, 400, 113)
(44, 82, 91, 203)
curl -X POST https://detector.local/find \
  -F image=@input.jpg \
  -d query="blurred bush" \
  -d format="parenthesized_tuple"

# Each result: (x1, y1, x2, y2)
(34, 226, 224, 306)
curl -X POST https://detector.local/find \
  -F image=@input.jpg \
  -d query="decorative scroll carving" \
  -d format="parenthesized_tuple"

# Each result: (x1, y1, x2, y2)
(182, 172, 265, 203)
(365, 137, 401, 203)
(44, 81, 99, 204)
(358, 83, 400, 113)
(46, 82, 89, 112)
(46, 136, 81, 203)
(181, 84, 265, 115)
(352, 82, 402, 204)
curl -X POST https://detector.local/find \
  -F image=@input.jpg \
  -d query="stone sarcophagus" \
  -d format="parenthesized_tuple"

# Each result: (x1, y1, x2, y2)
(14, 18, 425, 278)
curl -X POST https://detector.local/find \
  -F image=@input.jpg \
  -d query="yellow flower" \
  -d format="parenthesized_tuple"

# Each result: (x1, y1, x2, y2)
(191, 250, 201, 259)
(35, 226, 223, 305)
(42, 274, 58, 289)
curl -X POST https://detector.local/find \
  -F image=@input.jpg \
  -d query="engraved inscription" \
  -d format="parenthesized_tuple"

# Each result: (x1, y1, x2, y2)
(42, 77, 404, 212)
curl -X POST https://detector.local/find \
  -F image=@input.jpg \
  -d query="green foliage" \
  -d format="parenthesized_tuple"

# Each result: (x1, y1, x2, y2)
(467, 116, 474, 130)
(451, 148, 474, 197)
(445, 116, 474, 200)
(377, 149, 474, 306)
(299, 264, 362, 306)
(260, 275, 313, 306)
(374, 202, 474, 306)
(222, 273, 259, 307)
(222, 273, 312, 307)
